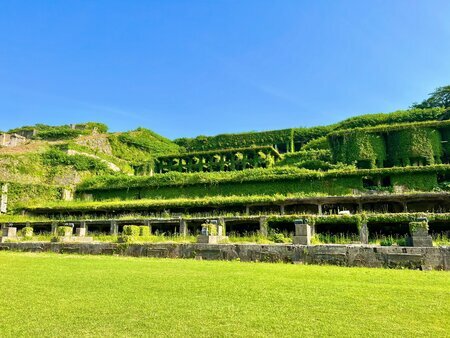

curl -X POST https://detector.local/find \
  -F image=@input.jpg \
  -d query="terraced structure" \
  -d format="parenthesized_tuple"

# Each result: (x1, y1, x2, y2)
(1, 107, 450, 262)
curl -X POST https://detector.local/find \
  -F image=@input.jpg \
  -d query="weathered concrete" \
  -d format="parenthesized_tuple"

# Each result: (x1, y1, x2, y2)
(76, 228, 86, 237)
(293, 221, 311, 245)
(359, 222, 369, 244)
(0, 227, 17, 242)
(0, 242, 448, 270)
(0, 183, 8, 214)
(197, 235, 228, 244)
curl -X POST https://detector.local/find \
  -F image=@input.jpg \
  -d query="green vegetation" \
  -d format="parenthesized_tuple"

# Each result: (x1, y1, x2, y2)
(412, 85, 450, 109)
(9, 122, 108, 140)
(109, 127, 180, 164)
(0, 252, 448, 337)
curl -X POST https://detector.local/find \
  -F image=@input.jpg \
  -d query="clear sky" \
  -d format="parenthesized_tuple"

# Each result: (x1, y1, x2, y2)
(0, 1, 449, 139)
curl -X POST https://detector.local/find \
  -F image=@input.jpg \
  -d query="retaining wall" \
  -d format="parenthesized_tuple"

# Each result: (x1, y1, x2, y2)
(1, 242, 449, 270)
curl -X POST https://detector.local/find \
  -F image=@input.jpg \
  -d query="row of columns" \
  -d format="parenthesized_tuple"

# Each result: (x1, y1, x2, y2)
(244, 201, 412, 216)
(156, 151, 275, 174)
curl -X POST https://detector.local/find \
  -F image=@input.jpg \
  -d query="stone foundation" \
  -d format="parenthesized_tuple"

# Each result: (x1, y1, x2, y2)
(0, 242, 448, 270)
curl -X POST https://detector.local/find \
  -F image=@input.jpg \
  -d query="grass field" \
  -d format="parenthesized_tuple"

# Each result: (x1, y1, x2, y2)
(0, 252, 449, 337)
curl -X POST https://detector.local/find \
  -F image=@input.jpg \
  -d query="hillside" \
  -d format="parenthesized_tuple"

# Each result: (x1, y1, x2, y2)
(1, 106, 450, 213)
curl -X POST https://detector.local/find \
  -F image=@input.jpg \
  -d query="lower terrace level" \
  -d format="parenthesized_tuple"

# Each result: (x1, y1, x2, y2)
(2, 213, 450, 245)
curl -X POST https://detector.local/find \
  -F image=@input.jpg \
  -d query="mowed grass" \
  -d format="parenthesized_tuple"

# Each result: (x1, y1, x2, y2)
(0, 253, 449, 337)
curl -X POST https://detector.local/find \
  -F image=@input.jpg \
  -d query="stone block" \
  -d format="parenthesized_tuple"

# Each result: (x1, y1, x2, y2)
(76, 228, 86, 237)
(295, 224, 311, 237)
(411, 236, 433, 247)
(293, 235, 310, 245)
(2, 227, 17, 238)
(197, 235, 228, 244)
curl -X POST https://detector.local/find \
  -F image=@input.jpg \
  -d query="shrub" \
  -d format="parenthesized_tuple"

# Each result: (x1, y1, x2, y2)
(21, 227, 33, 239)
(57, 226, 73, 237)
(409, 221, 429, 233)
(123, 225, 140, 237)
(269, 233, 286, 243)
(201, 223, 218, 236)
(139, 226, 150, 237)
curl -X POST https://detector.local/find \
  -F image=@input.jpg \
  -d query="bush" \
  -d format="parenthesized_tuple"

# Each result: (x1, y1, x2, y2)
(123, 225, 140, 237)
(139, 226, 150, 237)
(269, 233, 286, 243)
(21, 227, 33, 239)
(57, 226, 72, 237)
(201, 223, 218, 236)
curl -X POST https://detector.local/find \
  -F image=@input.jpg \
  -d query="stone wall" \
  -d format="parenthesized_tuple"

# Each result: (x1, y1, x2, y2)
(0, 242, 448, 270)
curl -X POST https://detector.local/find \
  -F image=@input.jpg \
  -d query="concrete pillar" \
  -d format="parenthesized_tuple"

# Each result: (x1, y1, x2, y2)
(280, 205, 285, 215)
(1, 226, 17, 240)
(293, 220, 311, 245)
(218, 217, 225, 236)
(245, 205, 250, 215)
(51, 222, 58, 235)
(359, 222, 369, 244)
(317, 204, 323, 215)
(179, 219, 188, 236)
(76, 228, 86, 237)
(409, 220, 432, 247)
(259, 216, 268, 237)
(402, 202, 408, 212)
(110, 220, 118, 235)
(0, 183, 8, 214)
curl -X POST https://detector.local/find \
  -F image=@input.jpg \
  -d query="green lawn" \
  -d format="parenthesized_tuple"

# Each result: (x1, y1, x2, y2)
(0, 252, 449, 337)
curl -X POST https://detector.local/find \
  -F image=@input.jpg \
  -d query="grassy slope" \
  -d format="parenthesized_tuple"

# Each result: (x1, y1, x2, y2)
(0, 253, 448, 337)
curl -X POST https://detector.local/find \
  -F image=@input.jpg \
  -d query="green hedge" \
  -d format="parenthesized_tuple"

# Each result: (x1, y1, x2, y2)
(123, 225, 140, 236)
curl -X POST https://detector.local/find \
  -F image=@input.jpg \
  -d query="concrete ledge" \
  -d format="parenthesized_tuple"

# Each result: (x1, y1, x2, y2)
(0, 242, 448, 270)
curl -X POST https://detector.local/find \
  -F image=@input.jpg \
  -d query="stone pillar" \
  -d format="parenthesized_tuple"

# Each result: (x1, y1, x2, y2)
(409, 220, 432, 247)
(317, 204, 323, 215)
(402, 202, 408, 212)
(259, 216, 268, 237)
(357, 203, 363, 213)
(0, 183, 8, 214)
(218, 217, 225, 236)
(1, 226, 17, 242)
(110, 220, 118, 235)
(76, 228, 86, 237)
(280, 205, 285, 215)
(179, 219, 188, 237)
(51, 222, 58, 235)
(293, 220, 311, 245)
(245, 205, 250, 215)
(359, 222, 369, 244)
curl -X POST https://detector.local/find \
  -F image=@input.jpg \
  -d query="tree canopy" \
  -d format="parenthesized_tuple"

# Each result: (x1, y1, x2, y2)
(412, 85, 450, 109)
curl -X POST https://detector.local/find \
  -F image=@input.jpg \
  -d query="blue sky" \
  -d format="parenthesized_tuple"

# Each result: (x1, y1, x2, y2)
(0, 1, 449, 139)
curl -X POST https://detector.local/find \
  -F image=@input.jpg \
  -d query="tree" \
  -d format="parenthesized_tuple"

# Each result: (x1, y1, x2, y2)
(411, 85, 450, 109)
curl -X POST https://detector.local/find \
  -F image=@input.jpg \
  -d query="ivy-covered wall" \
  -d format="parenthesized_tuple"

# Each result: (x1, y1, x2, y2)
(390, 172, 438, 191)
(329, 120, 449, 168)
(330, 132, 386, 168)
(1, 182, 63, 211)
(387, 127, 442, 166)
(81, 176, 363, 201)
